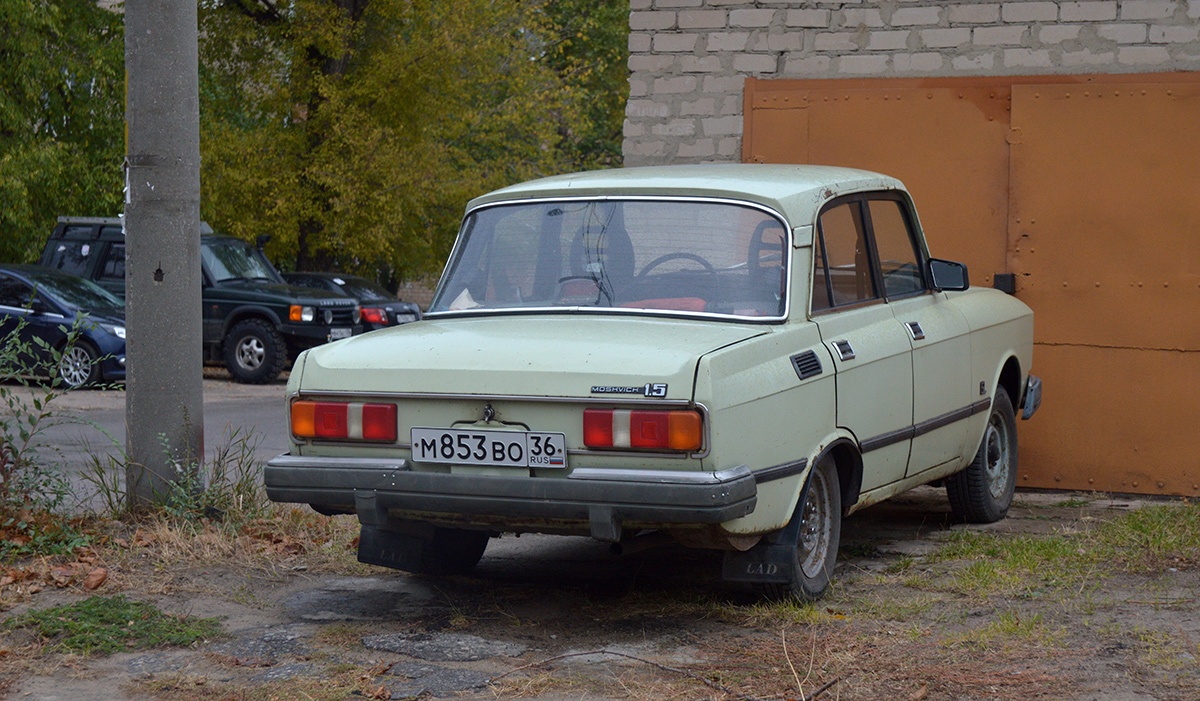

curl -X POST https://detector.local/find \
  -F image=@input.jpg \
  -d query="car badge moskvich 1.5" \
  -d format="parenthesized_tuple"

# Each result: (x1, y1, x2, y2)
(591, 383, 667, 398)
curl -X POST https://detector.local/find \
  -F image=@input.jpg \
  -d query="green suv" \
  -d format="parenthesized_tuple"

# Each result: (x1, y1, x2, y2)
(39, 217, 362, 384)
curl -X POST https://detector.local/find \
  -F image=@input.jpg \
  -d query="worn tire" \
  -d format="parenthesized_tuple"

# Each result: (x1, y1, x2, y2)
(58, 341, 101, 389)
(764, 455, 842, 601)
(947, 389, 1018, 524)
(223, 318, 285, 384)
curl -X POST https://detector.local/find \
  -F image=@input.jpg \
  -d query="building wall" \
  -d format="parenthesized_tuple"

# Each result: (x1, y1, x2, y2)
(623, 0, 1200, 165)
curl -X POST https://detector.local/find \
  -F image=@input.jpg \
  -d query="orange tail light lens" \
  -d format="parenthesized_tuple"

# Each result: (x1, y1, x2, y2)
(583, 408, 703, 452)
(291, 400, 397, 442)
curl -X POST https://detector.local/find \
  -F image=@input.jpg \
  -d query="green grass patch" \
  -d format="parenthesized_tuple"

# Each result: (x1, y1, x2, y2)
(924, 502, 1199, 598)
(951, 610, 1064, 650)
(4, 595, 224, 655)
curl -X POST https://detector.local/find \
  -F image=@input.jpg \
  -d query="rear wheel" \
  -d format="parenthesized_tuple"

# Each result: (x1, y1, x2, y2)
(947, 389, 1018, 523)
(764, 456, 842, 601)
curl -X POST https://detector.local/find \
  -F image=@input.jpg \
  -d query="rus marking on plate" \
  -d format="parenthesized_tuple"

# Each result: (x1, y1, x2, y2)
(591, 383, 667, 398)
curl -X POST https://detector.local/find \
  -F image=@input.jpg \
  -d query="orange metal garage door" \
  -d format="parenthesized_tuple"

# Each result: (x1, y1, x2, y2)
(743, 74, 1200, 497)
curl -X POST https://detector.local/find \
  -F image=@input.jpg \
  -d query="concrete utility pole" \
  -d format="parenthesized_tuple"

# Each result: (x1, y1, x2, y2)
(123, 0, 204, 507)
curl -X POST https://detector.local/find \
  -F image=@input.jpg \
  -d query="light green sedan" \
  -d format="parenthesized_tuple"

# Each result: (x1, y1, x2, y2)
(266, 164, 1041, 600)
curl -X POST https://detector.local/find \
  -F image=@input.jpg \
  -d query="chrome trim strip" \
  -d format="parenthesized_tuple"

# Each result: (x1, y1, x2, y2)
(270, 455, 411, 471)
(290, 390, 694, 407)
(860, 398, 992, 454)
(752, 458, 808, 484)
(567, 464, 751, 485)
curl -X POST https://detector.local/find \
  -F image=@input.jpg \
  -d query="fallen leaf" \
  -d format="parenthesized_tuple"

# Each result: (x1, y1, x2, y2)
(50, 567, 76, 587)
(0, 576, 14, 587)
(83, 568, 108, 590)
(26, 585, 42, 594)
(909, 685, 929, 701)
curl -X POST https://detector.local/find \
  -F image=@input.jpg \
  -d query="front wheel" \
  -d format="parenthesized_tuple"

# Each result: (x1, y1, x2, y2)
(764, 456, 842, 601)
(58, 342, 100, 389)
(223, 319, 285, 384)
(946, 389, 1018, 523)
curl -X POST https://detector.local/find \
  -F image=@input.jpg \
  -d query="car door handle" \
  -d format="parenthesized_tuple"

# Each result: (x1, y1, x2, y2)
(832, 339, 855, 361)
(905, 321, 925, 341)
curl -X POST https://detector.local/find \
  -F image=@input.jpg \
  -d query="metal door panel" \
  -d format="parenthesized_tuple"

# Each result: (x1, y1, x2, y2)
(813, 304, 913, 491)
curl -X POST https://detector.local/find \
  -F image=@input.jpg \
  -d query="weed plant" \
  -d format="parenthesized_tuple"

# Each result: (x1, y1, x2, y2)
(0, 316, 120, 559)
(81, 422, 273, 531)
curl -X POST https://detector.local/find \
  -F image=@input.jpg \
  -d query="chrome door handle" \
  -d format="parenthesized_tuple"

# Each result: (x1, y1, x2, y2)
(905, 321, 925, 341)
(832, 339, 855, 361)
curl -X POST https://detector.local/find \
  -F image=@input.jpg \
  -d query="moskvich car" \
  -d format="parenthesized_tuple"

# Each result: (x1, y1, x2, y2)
(265, 165, 1041, 600)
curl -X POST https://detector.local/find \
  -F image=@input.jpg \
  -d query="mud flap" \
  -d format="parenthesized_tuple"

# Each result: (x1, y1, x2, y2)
(721, 471, 812, 585)
(357, 523, 433, 571)
(354, 491, 435, 570)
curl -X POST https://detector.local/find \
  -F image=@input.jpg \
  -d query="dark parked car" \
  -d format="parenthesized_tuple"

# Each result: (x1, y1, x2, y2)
(40, 217, 362, 384)
(0, 265, 126, 388)
(282, 272, 421, 332)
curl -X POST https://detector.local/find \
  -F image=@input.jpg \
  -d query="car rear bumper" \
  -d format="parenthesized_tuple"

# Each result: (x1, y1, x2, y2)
(264, 454, 758, 542)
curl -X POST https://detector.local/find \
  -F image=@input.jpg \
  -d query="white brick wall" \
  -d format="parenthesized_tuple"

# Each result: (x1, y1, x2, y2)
(624, 0, 1200, 165)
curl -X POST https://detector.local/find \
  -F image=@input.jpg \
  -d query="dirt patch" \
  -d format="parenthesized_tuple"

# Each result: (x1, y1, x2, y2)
(2, 490, 1197, 700)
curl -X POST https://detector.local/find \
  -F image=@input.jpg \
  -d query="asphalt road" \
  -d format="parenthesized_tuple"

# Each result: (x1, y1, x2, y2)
(5, 369, 289, 510)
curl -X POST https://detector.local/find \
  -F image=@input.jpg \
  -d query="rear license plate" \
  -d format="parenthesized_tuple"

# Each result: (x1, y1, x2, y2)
(410, 427, 567, 468)
(328, 327, 352, 341)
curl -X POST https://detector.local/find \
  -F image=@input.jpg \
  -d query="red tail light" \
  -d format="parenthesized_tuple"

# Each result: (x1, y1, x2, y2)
(362, 307, 387, 324)
(583, 408, 703, 452)
(291, 400, 397, 442)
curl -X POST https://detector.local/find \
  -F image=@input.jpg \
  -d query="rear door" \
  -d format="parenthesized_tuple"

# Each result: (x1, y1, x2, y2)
(810, 199, 914, 491)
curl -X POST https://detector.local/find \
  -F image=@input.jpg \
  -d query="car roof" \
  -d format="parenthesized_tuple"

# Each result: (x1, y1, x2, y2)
(51, 218, 216, 238)
(465, 164, 906, 226)
(0, 263, 84, 284)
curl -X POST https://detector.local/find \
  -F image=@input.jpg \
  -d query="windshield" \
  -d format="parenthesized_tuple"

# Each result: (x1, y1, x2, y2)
(203, 241, 280, 283)
(429, 199, 788, 319)
(31, 273, 124, 313)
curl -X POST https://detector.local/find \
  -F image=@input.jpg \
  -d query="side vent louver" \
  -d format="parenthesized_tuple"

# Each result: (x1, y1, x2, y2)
(790, 350, 823, 381)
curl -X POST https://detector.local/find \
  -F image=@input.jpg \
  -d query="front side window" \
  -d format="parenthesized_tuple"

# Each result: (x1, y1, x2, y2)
(428, 199, 788, 319)
(868, 199, 924, 298)
(0, 276, 34, 309)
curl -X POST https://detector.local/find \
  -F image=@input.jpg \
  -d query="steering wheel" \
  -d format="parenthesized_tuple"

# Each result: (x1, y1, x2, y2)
(636, 252, 716, 278)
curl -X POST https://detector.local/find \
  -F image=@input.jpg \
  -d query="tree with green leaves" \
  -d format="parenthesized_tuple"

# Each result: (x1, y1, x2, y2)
(199, 0, 626, 281)
(0, 1, 125, 264)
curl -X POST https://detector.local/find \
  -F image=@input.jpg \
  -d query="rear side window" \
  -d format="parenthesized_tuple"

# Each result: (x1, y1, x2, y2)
(100, 243, 126, 281)
(44, 241, 93, 277)
(813, 202, 878, 311)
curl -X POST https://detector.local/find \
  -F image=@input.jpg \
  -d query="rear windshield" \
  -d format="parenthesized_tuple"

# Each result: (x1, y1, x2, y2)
(334, 277, 393, 303)
(428, 199, 788, 319)
(43, 241, 94, 277)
